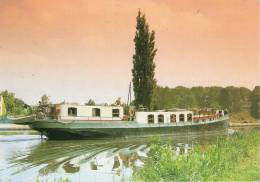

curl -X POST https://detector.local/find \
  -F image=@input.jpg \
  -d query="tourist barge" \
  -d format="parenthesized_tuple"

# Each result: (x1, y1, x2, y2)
(12, 103, 229, 140)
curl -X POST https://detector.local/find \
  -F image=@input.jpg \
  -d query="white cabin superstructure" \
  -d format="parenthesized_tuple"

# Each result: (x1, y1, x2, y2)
(51, 104, 194, 124)
(53, 104, 124, 121)
(135, 111, 193, 124)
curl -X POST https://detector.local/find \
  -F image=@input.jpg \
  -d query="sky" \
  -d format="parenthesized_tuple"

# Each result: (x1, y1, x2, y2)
(0, 0, 259, 104)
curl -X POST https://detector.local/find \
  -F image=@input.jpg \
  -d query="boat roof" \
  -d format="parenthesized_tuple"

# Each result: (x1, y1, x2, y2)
(136, 110, 193, 114)
(55, 103, 123, 108)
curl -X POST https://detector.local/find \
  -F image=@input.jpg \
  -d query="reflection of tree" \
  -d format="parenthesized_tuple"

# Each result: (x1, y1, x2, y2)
(118, 151, 139, 168)
(112, 156, 120, 170)
(8, 138, 150, 176)
(90, 161, 98, 170)
(110, 150, 144, 177)
(38, 162, 60, 176)
(63, 161, 80, 173)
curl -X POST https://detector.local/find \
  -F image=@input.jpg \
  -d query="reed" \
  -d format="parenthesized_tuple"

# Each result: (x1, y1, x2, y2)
(35, 177, 71, 182)
(133, 132, 260, 181)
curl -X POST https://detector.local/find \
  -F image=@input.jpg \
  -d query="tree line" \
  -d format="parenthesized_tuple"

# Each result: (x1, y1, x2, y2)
(152, 86, 259, 117)
(0, 90, 31, 116)
(0, 86, 259, 119)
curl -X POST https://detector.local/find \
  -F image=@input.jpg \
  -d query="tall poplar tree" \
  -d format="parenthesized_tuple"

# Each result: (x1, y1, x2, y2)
(132, 10, 157, 110)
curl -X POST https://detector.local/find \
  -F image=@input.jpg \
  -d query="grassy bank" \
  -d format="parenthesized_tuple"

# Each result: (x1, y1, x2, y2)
(230, 111, 259, 124)
(133, 132, 260, 181)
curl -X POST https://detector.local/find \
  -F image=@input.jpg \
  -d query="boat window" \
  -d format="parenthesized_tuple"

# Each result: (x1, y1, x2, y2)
(112, 109, 120, 117)
(170, 114, 176, 123)
(187, 114, 192, 122)
(148, 114, 154, 124)
(179, 114, 185, 122)
(158, 114, 164, 123)
(68, 107, 77, 117)
(92, 108, 101, 117)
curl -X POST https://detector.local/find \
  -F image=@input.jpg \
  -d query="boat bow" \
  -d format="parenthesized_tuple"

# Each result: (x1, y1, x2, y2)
(8, 115, 35, 125)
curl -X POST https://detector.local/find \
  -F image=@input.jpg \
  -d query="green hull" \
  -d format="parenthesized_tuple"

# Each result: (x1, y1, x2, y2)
(26, 116, 229, 140)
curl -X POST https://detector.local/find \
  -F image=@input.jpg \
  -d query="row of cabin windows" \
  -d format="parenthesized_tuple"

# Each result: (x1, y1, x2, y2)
(148, 114, 192, 124)
(67, 107, 120, 117)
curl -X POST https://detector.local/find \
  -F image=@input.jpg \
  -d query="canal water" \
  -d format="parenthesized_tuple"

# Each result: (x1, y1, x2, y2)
(0, 128, 258, 182)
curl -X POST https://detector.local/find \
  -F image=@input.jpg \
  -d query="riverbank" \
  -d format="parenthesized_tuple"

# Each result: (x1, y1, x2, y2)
(230, 111, 259, 124)
(133, 132, 260, 181)
(0, 124, 30, 130)
(229, 122, 260, 127)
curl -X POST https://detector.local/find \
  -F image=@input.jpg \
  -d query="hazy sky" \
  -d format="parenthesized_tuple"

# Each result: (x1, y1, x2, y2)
(0, 0, 259, 104)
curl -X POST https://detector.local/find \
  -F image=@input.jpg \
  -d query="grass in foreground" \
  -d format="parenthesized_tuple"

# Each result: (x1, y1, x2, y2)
(133, 132, 260, 182)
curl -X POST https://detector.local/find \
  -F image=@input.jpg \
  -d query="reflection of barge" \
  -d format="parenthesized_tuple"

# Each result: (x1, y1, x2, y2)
(12, 103, 229, 140)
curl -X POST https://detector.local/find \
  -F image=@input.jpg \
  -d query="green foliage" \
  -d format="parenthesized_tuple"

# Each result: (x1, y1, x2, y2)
(133, 132, 260, 181)
(250, 86, 260, 119)
(0, 90, 31, 116)
(190, 86, 207, 108)
(230, 111, 258, 123)
(1, 95, 7, 116)
(85, 99, 95, 106)
(153, 86, 252, 113)
(36, 94, 51, 119)
(218, 88, 232, 110)
(40, 94, 50, 105)
(35, 177, 71, 182)
(132, 10, 157, 110)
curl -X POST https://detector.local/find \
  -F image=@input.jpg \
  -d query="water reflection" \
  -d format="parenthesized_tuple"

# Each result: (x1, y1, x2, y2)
(0, 131, 228, 182)
(8, 139, 150, 177)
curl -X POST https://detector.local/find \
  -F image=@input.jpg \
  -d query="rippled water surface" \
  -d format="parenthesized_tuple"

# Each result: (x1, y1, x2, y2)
(0, 128, 257, 182)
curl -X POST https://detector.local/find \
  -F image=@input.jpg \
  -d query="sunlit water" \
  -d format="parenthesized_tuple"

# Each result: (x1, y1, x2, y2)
(0, 127, 258, 182)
